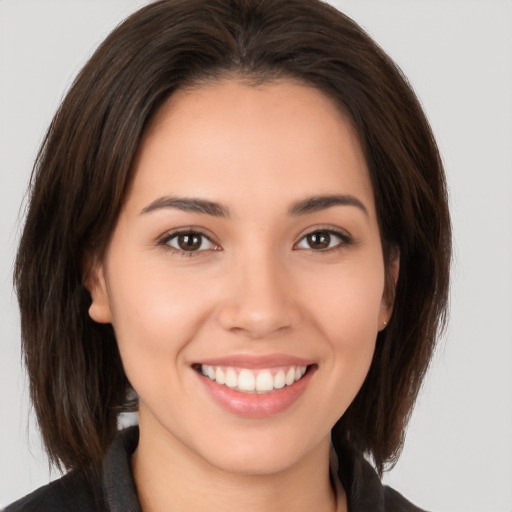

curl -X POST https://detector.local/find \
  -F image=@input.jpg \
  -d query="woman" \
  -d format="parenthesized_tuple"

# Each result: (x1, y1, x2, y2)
(6, 0, 450, 510)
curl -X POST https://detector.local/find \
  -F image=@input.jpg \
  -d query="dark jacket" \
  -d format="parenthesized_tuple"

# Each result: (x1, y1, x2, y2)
(5, 427, 426, 511)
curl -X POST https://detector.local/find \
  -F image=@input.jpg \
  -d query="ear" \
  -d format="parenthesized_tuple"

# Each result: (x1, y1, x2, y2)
(379, 247, 400, 331)
(83, 253, 112, 324)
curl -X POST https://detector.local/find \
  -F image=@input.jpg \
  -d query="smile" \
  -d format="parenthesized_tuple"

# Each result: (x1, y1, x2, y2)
(194, 356, 316, 418)
(200, 365, 308, 394)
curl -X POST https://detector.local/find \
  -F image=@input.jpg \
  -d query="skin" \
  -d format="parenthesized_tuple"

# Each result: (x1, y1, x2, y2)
(88, 79, 397, 512)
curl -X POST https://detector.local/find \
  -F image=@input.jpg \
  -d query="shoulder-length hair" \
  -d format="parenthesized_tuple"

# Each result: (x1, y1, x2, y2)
(15, 0, 450, 476)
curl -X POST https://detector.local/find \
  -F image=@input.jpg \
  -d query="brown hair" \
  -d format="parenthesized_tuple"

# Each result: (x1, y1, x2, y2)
(15, 0, 450, 476)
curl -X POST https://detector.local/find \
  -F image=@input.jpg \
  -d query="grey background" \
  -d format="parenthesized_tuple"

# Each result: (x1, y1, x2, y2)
(1, 1, 511, 510)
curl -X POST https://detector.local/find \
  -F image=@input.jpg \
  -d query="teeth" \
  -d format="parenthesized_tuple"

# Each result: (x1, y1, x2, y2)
(238, 369, 255, 391)
(256, 371, 274, 391)
(200, 364, 308, 393)
(273, 370, 285, 389)
(225, 368, 237, 388)
(215, 367, 225, 385)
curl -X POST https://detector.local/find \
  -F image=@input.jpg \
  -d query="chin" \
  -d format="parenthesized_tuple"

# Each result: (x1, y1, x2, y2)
(191, 427, 327, 477)
(202, 446, 305, 477)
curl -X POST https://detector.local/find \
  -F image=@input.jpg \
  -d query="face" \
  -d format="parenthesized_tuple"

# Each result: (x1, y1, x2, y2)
(88, 79, 395, 476)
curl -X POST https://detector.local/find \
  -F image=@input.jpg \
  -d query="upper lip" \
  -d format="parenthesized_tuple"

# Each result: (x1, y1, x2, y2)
(193, 353, 315, 369)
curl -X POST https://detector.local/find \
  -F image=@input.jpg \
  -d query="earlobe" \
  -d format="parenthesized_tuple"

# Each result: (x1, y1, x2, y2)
(83, 255, 113, 324)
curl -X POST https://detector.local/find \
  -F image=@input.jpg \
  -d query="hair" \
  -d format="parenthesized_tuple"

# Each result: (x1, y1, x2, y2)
(15, 0, 450, 478)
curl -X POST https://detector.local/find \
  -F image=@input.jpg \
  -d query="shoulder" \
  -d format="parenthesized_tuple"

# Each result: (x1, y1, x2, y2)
(332, 436, 429, 512)
(4, 470, 100, 512)
(384, 485, 429, 512)
(5, 428, 140, 512)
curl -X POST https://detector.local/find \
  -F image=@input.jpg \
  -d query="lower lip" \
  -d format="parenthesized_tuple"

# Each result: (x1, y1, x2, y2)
(198, 368, 315, 418)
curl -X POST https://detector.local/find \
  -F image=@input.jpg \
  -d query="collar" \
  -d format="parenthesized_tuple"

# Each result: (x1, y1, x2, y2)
(102, 426, 142, 512)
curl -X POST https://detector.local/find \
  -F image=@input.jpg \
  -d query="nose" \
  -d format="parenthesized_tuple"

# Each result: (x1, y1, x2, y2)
(217, 250, 301, 339)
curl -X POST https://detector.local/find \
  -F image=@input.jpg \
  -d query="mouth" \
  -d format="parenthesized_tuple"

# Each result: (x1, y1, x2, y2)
(192, 356, 317, 418)
(193, 364, 312, 394)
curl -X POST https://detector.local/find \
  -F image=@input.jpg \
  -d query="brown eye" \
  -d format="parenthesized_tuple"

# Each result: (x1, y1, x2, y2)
(296, 229, 348, 251)
(165, 232, 215, 252)
(177, 233, 202, 251)
(307, 231, 331, 249)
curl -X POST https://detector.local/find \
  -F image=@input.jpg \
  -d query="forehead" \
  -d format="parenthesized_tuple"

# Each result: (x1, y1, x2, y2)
(128, 79, 374, 216)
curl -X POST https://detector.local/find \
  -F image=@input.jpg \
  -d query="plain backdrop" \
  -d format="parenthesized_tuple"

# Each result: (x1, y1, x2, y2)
(1, 1, 511, 510)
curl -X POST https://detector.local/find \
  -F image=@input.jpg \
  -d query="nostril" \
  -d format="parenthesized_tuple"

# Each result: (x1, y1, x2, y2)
(217, 304, 299, 339)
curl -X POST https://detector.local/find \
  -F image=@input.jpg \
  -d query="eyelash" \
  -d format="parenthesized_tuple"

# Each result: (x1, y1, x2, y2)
(157, 227, 352, 256)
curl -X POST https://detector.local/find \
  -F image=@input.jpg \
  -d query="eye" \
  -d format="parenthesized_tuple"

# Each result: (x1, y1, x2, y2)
(295, 229, 349, 251)
(162, 231, 217, 253)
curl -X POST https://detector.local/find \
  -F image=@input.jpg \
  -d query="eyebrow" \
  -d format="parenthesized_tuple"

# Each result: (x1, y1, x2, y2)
(289, 194, 369, 216)
(140, 193, 368, 218)
(140, 197, 229, 217)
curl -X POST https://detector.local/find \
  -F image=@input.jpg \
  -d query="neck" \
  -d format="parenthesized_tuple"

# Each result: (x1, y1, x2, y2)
(131, 418, 345, 512)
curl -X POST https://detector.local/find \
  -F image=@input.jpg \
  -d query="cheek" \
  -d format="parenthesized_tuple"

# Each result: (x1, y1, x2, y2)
(302, 259, 384, 399)
(305, 256, 385, 340)
(105, 256, 214, 378)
